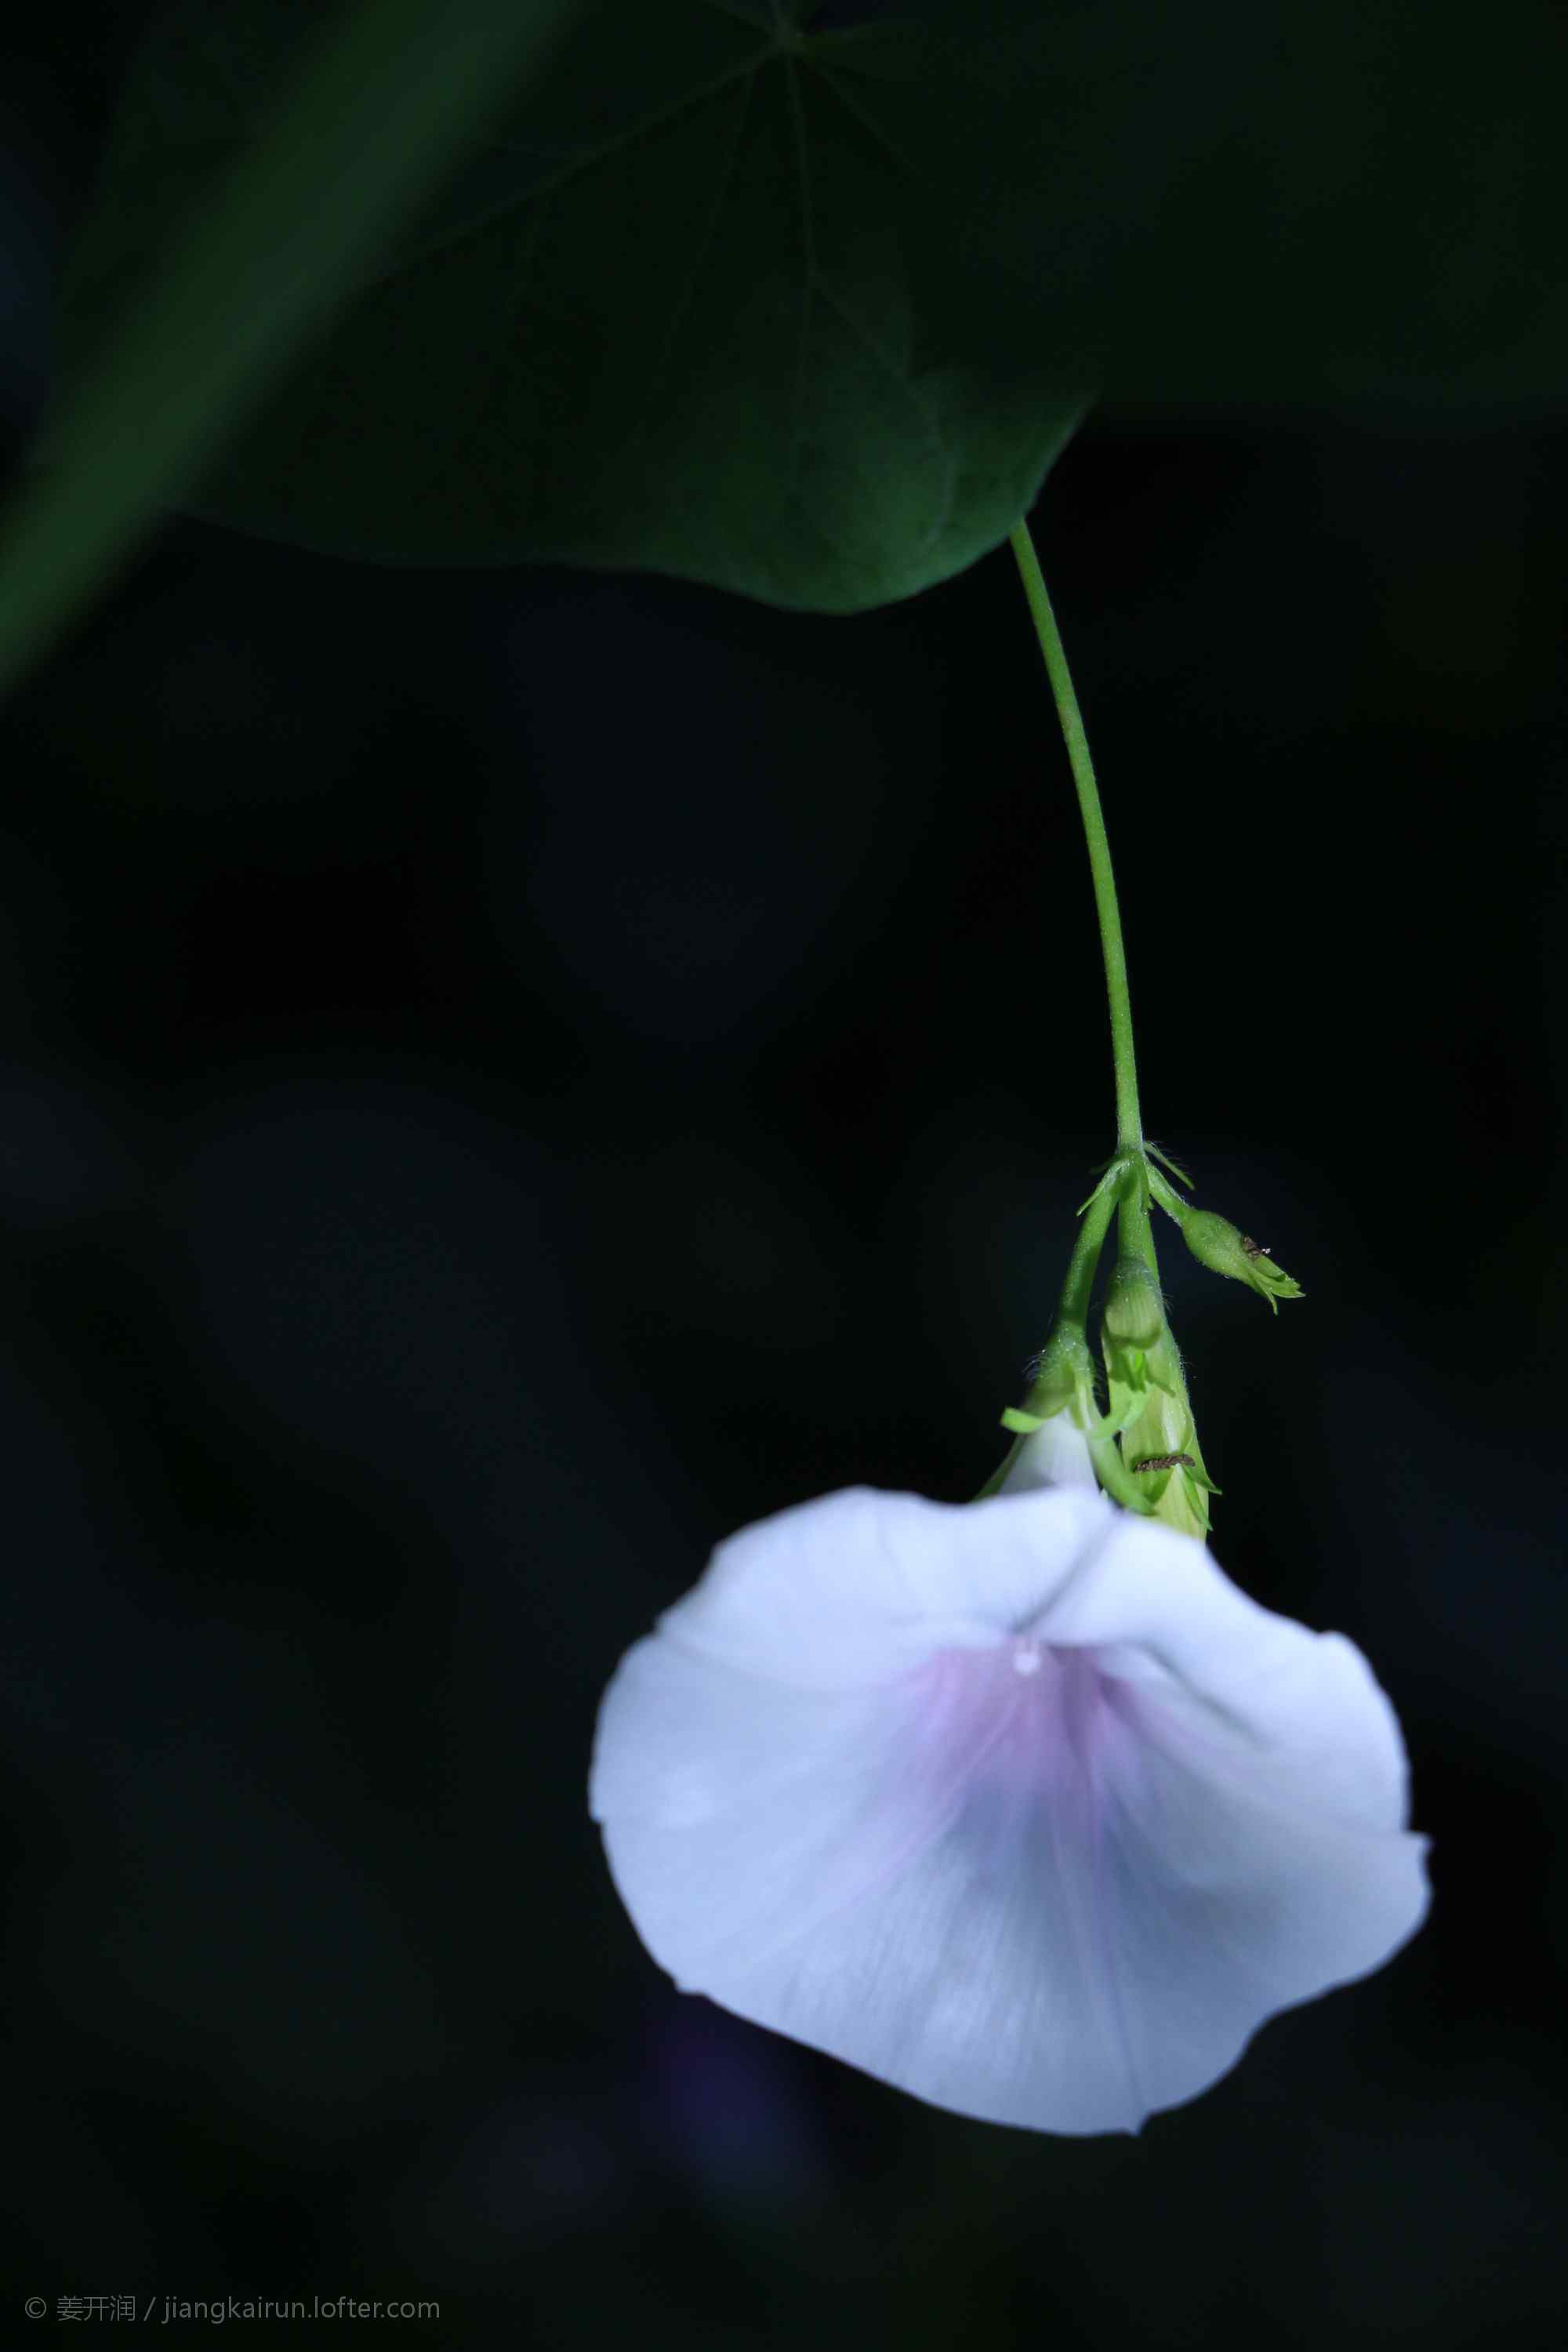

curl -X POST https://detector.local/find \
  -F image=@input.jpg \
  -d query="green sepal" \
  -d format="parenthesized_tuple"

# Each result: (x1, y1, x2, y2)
(1103, 1255, 1164, 1351)
(1145, 1142, 1194, 1190)
(1087, 1432, 1157, 1515)
(1076, 1156, 1131, 1218)
(1112, 1328, 1216, 1538)
(1180, 1209, 1305, 1312)
(1178, 1466, 1214, 1533)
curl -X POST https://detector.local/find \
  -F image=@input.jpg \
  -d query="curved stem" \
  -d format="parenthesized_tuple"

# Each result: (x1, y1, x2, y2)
(1009, 522, 1143, 1153)
(1053, 1177, 1117, 1336)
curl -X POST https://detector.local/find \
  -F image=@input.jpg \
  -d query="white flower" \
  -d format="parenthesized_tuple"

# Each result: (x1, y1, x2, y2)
(1000, 1410, 1100, 1492)
(590, 1469, 1430, 2135)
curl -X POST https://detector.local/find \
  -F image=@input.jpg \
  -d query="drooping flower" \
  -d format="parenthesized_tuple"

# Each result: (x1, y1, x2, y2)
(590, 1466, 1429, 2136)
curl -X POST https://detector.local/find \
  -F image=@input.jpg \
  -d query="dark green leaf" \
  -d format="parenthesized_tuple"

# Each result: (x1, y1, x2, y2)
(61, 0, 1089, 612)
(56, 0, 1568, 619)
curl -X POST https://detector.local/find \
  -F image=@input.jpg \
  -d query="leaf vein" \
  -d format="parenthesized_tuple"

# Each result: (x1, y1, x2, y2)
(808, 60, 915, 177)
(639, 71, 758, 435)
(813, 275, 956, 554)
(377, 49, 769, 291)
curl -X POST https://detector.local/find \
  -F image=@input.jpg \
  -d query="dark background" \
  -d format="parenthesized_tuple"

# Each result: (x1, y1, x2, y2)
(3, 13, 1567, 2347)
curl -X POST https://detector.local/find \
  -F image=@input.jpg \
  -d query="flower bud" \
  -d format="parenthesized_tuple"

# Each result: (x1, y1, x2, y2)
(1181, 1210, 1304, 1313)
(1102, 1257, 1164, 1351)
(1117, 1332, 1218, 1541)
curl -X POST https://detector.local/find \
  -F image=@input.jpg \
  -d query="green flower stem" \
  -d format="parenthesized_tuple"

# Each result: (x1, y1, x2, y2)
(1009, 521, 1143, 1156)
(1005, 524, 1215, 1526)
(986, 526, 1210, 1519)
(1051, 1174, 1118, 1341)
(0, 0, 578, 696)
(974, 1175, 1121, 1501)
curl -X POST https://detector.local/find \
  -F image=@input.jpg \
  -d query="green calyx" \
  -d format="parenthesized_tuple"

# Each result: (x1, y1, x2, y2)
(1096, 1182, 1217, 1537)
(1145, 1174, 1305, 1312)
(985, 1156, 1181, 1525)
(1109, 1327, 1220, 1539)
(986, 1141, 1299, 1538)
(1002, 1326, 1117, 1443)
(980, 1319, 1138, 1503)
(1102, 1255, 1165, 1352)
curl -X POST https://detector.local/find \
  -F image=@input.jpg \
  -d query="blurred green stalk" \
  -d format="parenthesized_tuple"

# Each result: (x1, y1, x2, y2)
(0, 0, 579, 696)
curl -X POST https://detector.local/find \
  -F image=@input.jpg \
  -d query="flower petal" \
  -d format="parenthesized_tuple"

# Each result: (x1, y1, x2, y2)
(1000, 1415, 1098, 1491)
(590, 1489, 1429, 2134)
(634, 1483, 1112, 1693)
(1020, 1515, 1430, 2117)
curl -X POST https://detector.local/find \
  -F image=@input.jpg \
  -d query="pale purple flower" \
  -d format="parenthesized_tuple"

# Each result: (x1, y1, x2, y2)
(590, 1447, 1429, 2135)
